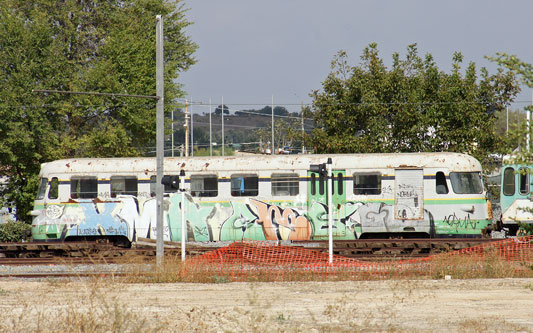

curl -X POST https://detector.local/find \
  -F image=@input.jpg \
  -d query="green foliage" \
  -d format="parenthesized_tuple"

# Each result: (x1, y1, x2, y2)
(310, 44, 519, 170)
(0, 221, 31, 242)
(487, 53, 533, 88)
(0, 0, 197, 222)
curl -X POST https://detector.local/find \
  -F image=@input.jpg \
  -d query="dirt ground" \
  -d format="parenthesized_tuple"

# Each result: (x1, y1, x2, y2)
(0, 278, 532, 332)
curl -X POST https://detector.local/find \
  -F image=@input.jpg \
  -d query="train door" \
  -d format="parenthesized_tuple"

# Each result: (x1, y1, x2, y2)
(394, 169, 424, 220)
(307, 169, 346, 238)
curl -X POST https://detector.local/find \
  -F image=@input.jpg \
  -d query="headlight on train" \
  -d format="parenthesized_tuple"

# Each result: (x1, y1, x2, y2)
(45, 205, 65, 220)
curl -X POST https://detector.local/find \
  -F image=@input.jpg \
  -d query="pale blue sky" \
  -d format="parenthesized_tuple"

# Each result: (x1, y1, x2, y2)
(180, 0, 532, 113)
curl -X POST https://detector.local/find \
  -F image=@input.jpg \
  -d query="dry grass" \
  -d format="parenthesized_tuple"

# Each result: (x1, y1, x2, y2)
(2, 246, 529, 331)
(116, 247, 533, 284)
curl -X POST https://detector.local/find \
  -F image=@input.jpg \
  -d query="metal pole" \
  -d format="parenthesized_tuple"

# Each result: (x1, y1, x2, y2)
(271, 95, 274, 155)
(209, 98, 212, 156)
(327, 158, 333, 264)
(184, 100, 189, 157)
(171, 110, 174, 157)
(222, 96, 225, 156)
(301, 102, 305, 154)
(526, 102, 531, 152)
(506, 106, 509, 134)
(191, 98, 194, 157)
(180, 170, 186, 261)
(155, 15, 165, 266)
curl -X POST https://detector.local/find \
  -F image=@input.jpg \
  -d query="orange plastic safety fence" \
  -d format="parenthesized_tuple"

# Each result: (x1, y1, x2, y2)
(181, 236, 533, 282)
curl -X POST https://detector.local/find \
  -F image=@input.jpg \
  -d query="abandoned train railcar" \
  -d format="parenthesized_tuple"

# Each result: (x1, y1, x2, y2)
(499, 161, 533, 236)
(30, 153, 492, 245)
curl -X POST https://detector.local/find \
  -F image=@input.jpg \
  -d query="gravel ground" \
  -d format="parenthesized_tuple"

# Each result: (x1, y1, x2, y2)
(0, 276, 532, 332)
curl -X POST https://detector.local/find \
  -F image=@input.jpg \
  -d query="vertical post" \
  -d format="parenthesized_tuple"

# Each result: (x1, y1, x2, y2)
(301, 102, 305, 154)
(271, 95, 274, 155)
(180, 170, 186, 261)
(191, 98, 194, 156)
(155, 15, 165, 266)
(222, 96, 225, 156)
(506, 106, 509, 134)
(327, 158, 333, 264)
(171, 109, 174, 157)
(184, 100, 189, 157)
(526, 102, 531, 152)
(209, 98, 212, 156)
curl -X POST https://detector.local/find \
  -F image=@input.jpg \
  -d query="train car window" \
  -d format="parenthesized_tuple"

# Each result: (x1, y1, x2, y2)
(353, 173, 381, 195)
(319, 173, 325, 195)
(71, 177, 97, 199)
(271, 173, 299, 196)
(111, 176, 138, 197)
(435, 172, 449, 194)
(503, 167, 516, 196)
(191, 175, 218, 197)
(519, 167, 529, 195)
(231, 174, 258, 196)
(337, 173, 344, 195)
(150, 175, 180, 196)
(310, 173, 316, 195)
(449, 172, 483, 194)
(36, 178, 48, 200)
(48, 177, 59, 199)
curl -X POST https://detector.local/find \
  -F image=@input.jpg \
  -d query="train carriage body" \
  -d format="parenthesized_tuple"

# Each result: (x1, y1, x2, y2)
(31, 153, 491, 244)
(500, 163, 533, 235)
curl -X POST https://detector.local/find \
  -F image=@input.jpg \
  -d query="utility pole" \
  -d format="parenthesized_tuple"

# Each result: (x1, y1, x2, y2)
(209, 98, 213, 156)
(191, 98, 194, 157)
(301, 102, 305, 154)
(171, 110, 174, 157)
(155, 15, 165, 266)
(222, 96, 225, 156)
(184, 100, 189, 157)
(271, 95, 274, 155)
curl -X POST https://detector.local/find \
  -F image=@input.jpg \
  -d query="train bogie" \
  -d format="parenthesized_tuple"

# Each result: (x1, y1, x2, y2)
(30, 153, 492, 244)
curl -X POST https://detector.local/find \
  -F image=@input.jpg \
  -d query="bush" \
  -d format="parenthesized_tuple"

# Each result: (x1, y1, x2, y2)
(0, 221, 31, 242)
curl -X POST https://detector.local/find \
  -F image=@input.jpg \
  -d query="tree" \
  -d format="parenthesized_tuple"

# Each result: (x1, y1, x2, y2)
(214, 104, 230, 115)
(0, 0, 197, 222)
(309, 44, 519, 168)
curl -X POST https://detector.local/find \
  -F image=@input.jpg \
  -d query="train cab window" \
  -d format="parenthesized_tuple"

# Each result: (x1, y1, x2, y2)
(36, 178, 48, 200)
(48, 177, 59, 199)
(191, 175, 218, 197)
(519, 167, 529, 195)
(71, 177, 97, 199)
(271, 173, 299, 196)
(435, 172, 449, 194)
(111, 176, 138, 197)
(150, 175, 180, 196)
(449, 172, 483, 194)
(353, 173, 381, 195)
(231, 174, 258, 196)
(503, 167, 515, 196)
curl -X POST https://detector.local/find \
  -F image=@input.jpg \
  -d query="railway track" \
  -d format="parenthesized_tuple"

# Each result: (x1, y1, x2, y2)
(1, 238, 498, 265)
(293, 238, 497, 261)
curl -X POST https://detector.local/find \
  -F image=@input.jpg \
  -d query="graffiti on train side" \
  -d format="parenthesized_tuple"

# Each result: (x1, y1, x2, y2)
(443, 213, 479, 231)
(33, 194, 482, 241)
